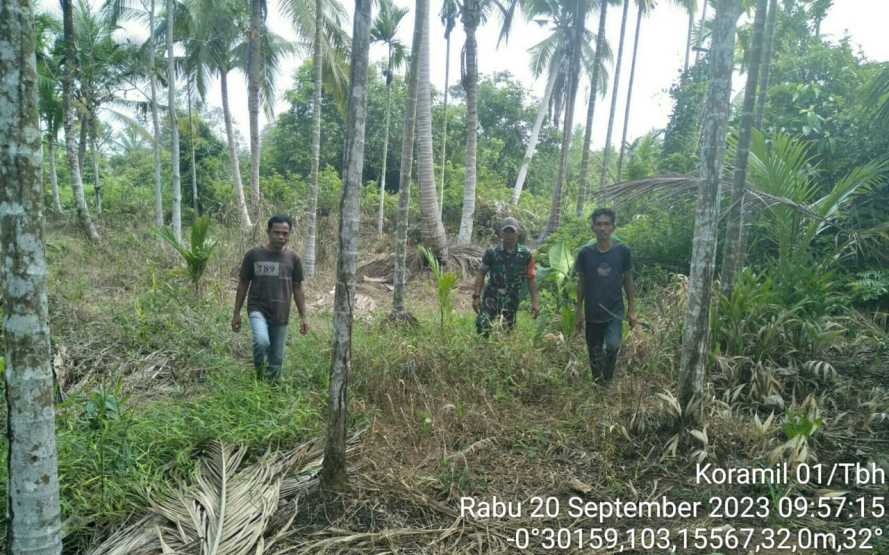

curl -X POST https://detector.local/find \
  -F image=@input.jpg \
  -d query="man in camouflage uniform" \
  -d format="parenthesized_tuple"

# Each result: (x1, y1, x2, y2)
(472, 217, 540, 334)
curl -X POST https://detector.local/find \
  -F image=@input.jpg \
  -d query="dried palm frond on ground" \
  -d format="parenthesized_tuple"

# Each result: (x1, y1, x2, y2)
(89, 435, 364, 555)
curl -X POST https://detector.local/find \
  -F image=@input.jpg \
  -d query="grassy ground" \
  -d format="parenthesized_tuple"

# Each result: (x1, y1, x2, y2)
(2, 216, 888, 553)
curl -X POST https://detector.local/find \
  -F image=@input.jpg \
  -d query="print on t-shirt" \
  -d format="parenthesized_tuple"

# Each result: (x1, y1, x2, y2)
(254, 261, 280, 277)
(597, 263, 612, 277)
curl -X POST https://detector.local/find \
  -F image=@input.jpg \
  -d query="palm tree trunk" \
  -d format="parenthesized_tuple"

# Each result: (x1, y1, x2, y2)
(220, 70, 252, 229)
(377, 45, 394, 237)
(321, 0, 372, 491)
(577, 0, 608, 216)
(684, 6, 693, 74)
(393, 0, 424, 317)
(1, 3, 64, 552)
(457, 0, 479, 243)
(616, 4, 643, 182)
(438, 32, 451, 219)
(537, 0, 583, 244)
(90, 118, 102, 215)
(167, 0, 182, 243)
(78, 115, 88, 178)
(599, 0, 631, 192)
(679, 0, 740, 418)
(753, 0, 777, 130)
(48, 137, 62, 212)
(304, 0, 323, 277)
(248, 0, 262, 216)
(416, 0, 448, 257)
(512, 60, 557, 205)
(694, 0, 708, 65)
(61, 0, 99, 241)
(721, 0, 766, 294)
(150, 0, 163, 227)
(188, 82, 198, 213)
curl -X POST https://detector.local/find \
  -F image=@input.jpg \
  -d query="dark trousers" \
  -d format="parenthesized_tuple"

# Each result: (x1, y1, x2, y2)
(585, 319, 622, 381)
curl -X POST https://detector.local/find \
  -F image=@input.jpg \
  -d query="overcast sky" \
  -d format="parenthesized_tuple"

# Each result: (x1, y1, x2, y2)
(53, 0, 889, 150)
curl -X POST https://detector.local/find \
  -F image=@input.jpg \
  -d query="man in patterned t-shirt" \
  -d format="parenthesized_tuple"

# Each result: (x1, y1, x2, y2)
(472, 217, 540, 335)
(574, 208, 637, 383)
(232, 215, 309, 380)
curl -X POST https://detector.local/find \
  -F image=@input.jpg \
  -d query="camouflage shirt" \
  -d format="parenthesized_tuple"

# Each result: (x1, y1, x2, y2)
(480, 244, 536, 312)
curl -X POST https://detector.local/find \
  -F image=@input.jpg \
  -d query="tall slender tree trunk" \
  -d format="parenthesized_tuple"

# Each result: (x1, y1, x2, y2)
(599, 0, 631, 192)
(721, 0, 766, 294)
(320, 0, 372, 491)
(616, 4, 643, 182)
(577, 0, 608, 216)
(167, 0, 181, 243)
(684, 6, 693, 74)
(1, 3, 63, 553)
(438, 32, 451, 219)
(416, 0, 448, 257)
(248, 0, 262, 216)
(48, 137, 62, 212)
(392, 0, 424, 317)
(753, 0, 777, 130)
(78, 115, 88, 180)
(304, 0, 323, 277)
(188, 82, 198, 213)
(457, 0, 479, 243)
(377, 45, 394, 237)
(220, 70, 252, 229)
(678, 0, 740, 418)
(61, 0, 99, 241)
(90, 118, 102, 215)
(150, 0, 163, 227)
(537, 0, 583, 244)
(513, 60, 557, 205)
(694, 0, 708, 65)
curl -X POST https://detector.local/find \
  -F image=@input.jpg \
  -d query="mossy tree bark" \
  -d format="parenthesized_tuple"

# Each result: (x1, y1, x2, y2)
(678, 0, 740, 419)
(321, 0, 371, 490)
(1, 2, 63, 552)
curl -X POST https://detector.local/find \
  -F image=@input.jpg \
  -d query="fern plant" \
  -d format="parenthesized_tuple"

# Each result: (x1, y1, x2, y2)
(157, 216, 218, 293)
(417, 245, 457, 332)
(850, 270, 889, 304)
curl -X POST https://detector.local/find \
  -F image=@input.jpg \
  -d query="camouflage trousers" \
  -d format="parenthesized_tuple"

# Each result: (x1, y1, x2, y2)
(476, 294, 519, 336)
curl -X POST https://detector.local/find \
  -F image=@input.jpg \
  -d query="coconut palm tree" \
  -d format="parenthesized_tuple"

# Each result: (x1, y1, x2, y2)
(103, 0, 165, 227)
(682, 0, 697, 74)
(456, 0, 519, 243)
(166, 0, 182, 242)
(678, 0, 740, 418)
(184, 0, 252, 228)
(533, 0, 591, 243)
(279, 0, 348, 277)
(321, 0, 372, 491)
(456, 0, 481, 243)
(514, 0, 610, 208)
(36, 12, 65, 212)
(415, 0, 448, 256)
(597, 0, 630, 193)
(577, 0, 614, 216)
(615, 0, 655, 182)
(752, 0, 777, 129)
(721, 0, 767, 294)
(1, 3, 64, 553)
(247, 0, 264, 216)
(438, 0, 458, 218)
(392, 0, 424, 318)
(372, 0, 408, 237)
(61, 0, 100, 241)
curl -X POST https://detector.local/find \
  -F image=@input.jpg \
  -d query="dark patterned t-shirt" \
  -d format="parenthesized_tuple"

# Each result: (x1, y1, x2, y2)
(239, 247, 304, 324)
(574, 243, 632, 323)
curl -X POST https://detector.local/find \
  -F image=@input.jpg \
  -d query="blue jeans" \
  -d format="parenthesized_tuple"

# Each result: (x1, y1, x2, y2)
(585, 319, 623, 381)
(248, 311, 288, 380)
